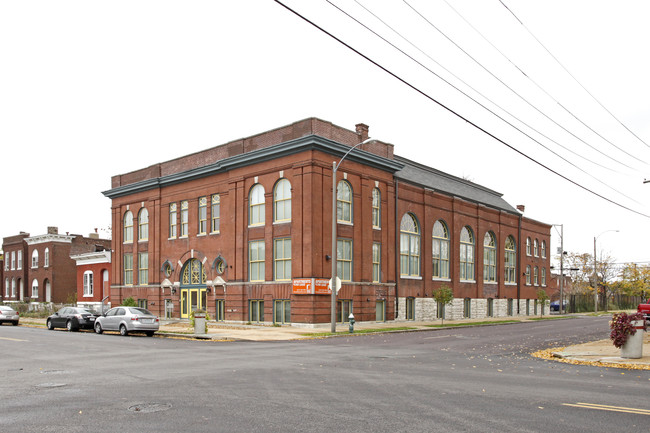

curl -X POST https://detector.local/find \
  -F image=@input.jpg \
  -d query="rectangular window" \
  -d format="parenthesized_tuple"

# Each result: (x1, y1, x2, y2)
(180, 200, 189, 237)
(249, 240, 265, 282)
(526, 299, 530, 316)
(463, 298, 471, 318)
(124, 254, 133, 285)
(337, 299, 352, 323)
(504, 250, 516, 283)
(43, 249, 48, 268)
(483, 249, 496, 282)
(372, 242, 381, 283)
(138, 252, 149, 285)
(337, 239, 352, 282)
(460, 244, 474, 281)
(215, 299, 225, 322)
(273, 300, 291, 324)
(534, 267, 539, 286)
(375, 300, 386, 322)
(169, 203, 177, 238)
(138, 299, 148, 309)
(273, 238, 291, 281)
(507, 298, 514, 316)
(165, 299, 174, 319)
(487, 298, 494, 317)
(83, 272, 94, 296)
(31, 252, 38, 268)
(406, 297, 415, 320)
(198, 196, 207, 235)
(211, 194, 220, 233)
(432, 239, 449, 279)
(249, 299, 264, 323)
(17, 251, 22, 270)
(11, 251, 15, 270)
(541, 268, 546, 286)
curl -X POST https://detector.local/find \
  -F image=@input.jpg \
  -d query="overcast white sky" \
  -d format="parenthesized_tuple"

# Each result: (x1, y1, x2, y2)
(1, 1, 649, 269)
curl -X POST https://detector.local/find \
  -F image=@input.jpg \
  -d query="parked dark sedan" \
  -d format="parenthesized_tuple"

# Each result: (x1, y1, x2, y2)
(47, 307, 99, 331)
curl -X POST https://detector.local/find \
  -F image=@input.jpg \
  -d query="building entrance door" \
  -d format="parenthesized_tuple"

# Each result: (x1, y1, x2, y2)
(180, 288, 207, 318)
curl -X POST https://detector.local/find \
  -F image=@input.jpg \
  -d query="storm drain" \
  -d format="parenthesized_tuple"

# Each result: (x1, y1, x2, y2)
(128, 403, 172, 413)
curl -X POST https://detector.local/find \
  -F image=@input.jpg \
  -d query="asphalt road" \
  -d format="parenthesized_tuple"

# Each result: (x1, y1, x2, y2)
(1, 316, 647, 432)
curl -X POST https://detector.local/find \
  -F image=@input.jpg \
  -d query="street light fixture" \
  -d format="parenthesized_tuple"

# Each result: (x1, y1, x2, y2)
(331, 138, 372, 333)
(593, 229, 619, 312)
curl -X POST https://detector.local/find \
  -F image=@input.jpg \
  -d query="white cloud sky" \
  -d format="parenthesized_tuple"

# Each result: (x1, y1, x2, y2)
(1, 0, 649, 268)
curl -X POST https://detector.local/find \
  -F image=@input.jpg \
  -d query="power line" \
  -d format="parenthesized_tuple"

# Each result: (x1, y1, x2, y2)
(327, 0, 639, 203)
(272, 0, 650, 219)
(402, 0, 643, 170)
(443, 0, 649, 167)
(497, 0, 650, 150)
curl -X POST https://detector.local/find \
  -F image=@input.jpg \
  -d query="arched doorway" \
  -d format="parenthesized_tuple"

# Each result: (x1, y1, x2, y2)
(179, 258, 207, 319)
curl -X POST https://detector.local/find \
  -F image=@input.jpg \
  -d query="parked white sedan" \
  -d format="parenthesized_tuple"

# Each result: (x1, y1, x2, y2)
(0, 305, 19, 326)
(94, 307, 159, 336)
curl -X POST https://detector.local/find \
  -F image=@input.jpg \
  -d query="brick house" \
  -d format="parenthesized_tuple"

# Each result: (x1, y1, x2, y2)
(103, 117, 551, 325)
(2, 227, 111, 304)
(71, 250, 111, 312)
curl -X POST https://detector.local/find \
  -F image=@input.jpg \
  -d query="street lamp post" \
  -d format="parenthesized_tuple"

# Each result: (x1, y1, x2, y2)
(593, 229, 619, 313)
(331, 138, 372, 333)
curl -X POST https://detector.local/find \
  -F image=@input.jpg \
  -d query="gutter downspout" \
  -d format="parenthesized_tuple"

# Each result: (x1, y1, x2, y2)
(517, 213, 522, 315)
(394, 178, 399, 319)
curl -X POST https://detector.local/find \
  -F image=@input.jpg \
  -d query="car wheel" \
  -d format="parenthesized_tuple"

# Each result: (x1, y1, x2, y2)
(94, 322, 103, 334)
(119, 324, 128, 336)
(47, 319, 54, 330)
(145, 331, 155, 337)
(66, 320, 76, 332)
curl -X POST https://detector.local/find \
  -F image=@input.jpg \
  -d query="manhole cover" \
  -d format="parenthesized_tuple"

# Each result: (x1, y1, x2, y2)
(128, 403, 172, 413)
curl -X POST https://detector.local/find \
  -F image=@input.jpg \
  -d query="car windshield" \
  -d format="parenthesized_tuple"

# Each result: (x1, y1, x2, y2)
(0, 306, 14, 312)
(128, 308, 153, 316)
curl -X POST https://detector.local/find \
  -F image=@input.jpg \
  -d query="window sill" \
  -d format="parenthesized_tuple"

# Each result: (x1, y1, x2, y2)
(372, 226, 381, 231)
(273, 220, 291, 225)
(248, 224, 265, 229)
(210, 231, 220, 235)
(337, 221, 353, 226)
(138, 239, 148, 243)
(168, 237, 177, 241)
(83, 294, 94, 298)
(483, 281, 498, 285)
(460, 280, 476, 283)
(432, 277, 451, 282)
(197, 233, 207, 237)
(400, 276, 422, 280)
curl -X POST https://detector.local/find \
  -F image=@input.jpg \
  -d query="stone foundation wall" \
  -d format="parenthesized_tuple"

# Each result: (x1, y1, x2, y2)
(397, 297, 547, 321)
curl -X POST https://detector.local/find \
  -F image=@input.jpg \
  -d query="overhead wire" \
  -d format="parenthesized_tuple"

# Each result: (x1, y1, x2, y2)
(443, 0, 649, 166)
(272, 0, 650, 219)
(328, 0, 639, 203)
(497, 0, 650, 151)
(401, 0, 642, 171)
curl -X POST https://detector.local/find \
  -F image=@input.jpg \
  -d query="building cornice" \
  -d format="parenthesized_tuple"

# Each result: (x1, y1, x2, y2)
(102, 135, 404, 199)
(25, 234, 74, 245)
(71, 250, 111, 264)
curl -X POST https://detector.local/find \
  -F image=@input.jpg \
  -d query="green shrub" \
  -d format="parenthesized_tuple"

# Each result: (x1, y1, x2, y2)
(121, 297, 137, 307)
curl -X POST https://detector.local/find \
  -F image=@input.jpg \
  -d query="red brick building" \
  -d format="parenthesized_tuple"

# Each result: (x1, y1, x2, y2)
(103, 118, 551, 325)
(71, 250, 111, 312)
(2, 227, 111, 304)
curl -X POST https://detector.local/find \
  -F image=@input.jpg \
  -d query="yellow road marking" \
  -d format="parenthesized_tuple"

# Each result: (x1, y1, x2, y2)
(0, 336, 28, 342)
(563, 402, 650, 415)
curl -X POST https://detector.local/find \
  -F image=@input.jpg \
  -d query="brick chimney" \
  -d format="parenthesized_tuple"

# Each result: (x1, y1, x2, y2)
(355, 123, 369, 142)
(516, 205, 525, 213)
(47, 226, 58, 234)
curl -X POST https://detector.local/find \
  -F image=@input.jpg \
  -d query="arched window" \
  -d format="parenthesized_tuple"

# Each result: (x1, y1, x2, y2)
(400, 213, 420, 277)
(249, 184, 265, 226)
(526, 237, 531, 256)
(182, 258, 207, 285)
(124, 210, 133, 243)
(371, 188, 381, 229)
(31, 279, 38, 298)
(432, 220, 449, 279)
(211, 194, 220, 233)
(541, 240, 547, 258)
(504, 235, 516, 283)
(460, 226, 475, 281)
(274, 179, 291, 223)
(138, 208, 149, 241)
(525, 265, 531, 285)
(83, 271, 94, 296)
(44, 248, 49, 267)
(31, 250, 39, 268)
(336, 180, 353, 224)
(534, 239, 539, 257)
(483, 232, 497, 282)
